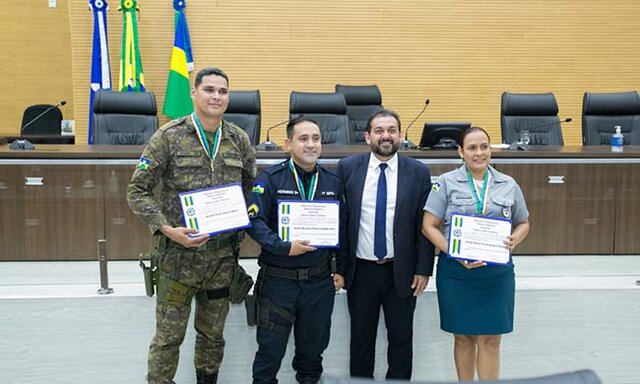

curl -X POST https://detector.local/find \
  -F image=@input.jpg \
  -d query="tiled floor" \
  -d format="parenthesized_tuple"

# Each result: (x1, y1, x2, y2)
(0, 256, 638, 383)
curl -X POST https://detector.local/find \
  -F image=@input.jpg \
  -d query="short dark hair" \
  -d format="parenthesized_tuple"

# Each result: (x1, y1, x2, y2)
(366, 109, 402, 133)
(460, 126, 491, 145)
(286, 115, 321, 139)
(194, 67, 229, 88)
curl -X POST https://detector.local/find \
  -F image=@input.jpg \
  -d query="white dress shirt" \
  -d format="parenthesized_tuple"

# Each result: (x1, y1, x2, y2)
(356, 152, 398, 261)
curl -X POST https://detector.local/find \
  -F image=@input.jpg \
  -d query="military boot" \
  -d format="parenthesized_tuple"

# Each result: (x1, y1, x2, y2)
(196, 370, 218, 384)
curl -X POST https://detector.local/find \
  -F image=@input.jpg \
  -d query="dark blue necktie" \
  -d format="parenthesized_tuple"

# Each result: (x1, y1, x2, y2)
(374, 163, 388, 259)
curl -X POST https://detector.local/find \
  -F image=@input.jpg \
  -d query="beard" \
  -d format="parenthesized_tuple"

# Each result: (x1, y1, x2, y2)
(371, 140, 399, 158)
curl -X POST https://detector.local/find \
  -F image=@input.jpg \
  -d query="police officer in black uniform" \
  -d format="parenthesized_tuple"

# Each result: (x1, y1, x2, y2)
(247, 116, 347, 384)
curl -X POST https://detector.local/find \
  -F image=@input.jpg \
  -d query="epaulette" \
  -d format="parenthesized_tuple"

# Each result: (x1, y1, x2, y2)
(158, 116, 189, 135)
(263, 160, 290, 176)
(224, 120, 251, 143)
(160, 116, 190, 133)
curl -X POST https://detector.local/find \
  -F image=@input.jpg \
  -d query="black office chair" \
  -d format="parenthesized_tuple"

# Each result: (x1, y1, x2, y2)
(21, 104, 63, 136)
(501, 92, 564, 145)
(224, 90, 261, 145)
(320, 369, 601, 384)
(335, 84, 384, 144)
(92, 90, 158, 145)
(289, 91, 350, 145)
(582, 91, 640, 145)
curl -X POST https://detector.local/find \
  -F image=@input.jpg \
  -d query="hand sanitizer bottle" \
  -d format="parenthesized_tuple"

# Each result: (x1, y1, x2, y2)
(611, 126, 624, 152)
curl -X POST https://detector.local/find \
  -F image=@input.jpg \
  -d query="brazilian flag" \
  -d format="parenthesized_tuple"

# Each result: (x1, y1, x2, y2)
(118, 0, 146, 92)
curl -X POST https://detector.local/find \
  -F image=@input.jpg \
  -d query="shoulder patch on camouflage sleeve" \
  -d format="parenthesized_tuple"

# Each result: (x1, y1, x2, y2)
(248, 204, 259, 218)
(252, 182, 265, 195)
(431, 181, 441, 192)
(136, 155, 151, 170)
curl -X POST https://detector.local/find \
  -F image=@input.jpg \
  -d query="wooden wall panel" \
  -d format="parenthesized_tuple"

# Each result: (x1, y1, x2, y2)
(499, 163, 617, 255)
(615, 165, 640, 254)
(5, 1, 640, 146)
(0, 1, 74, 136)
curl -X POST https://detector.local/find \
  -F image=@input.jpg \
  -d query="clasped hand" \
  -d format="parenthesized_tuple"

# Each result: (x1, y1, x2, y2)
(161, 225, 209, 248)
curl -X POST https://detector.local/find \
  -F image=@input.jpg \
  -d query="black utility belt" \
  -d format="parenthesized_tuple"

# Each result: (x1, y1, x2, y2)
(263, 262, 330, 281)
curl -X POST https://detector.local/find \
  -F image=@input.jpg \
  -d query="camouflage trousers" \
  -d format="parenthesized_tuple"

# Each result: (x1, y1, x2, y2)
(147, 241, 235, 384)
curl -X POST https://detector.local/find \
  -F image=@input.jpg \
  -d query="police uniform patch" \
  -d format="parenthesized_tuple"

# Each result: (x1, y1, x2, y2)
(502, 208, 511, 218)
(252, 182, 265, 195)
(136, 156, 151, 170)
(248, 204, 259, 218)
(432, 181, 442, 192)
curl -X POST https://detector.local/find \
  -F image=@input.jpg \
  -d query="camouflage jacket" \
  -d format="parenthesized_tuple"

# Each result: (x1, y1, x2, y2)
(127, 116, 257, 239)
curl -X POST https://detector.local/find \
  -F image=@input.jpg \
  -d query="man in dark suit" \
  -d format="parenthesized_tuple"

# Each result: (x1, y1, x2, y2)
(337, 109, 435, 380)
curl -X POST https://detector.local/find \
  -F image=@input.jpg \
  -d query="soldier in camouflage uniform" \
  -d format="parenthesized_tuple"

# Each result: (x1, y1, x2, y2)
(127, 67, 257, 384)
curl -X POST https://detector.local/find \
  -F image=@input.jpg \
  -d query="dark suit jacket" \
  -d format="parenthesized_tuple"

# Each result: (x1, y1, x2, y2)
(337, 152, 435, 298)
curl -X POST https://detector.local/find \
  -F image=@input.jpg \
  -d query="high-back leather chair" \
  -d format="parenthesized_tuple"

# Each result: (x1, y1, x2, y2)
(501, 92, 564, 145)
(21, 104, 63, 136)
(92, 90, 158, 145)
(582, 91, 640, 145)
(289, 91, 350, 145)
(335, 84, 384, 144)
(224, 90, 261, 145)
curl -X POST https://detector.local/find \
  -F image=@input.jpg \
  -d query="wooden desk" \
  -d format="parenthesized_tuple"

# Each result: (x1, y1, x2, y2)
(1, 144, 639, 260)
(1, 135, 75, 145)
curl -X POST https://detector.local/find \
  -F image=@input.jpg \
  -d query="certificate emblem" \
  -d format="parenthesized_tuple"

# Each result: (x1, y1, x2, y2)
(178, 183, 251, 236)
(277, 200, 340, 248)
(447, 213, 512, 264)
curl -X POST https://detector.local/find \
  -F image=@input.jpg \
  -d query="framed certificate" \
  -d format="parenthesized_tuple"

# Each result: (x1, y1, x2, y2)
(277, 200, 340, 248)
(447, 213, 512, 264)
(179, 183, 251, 237)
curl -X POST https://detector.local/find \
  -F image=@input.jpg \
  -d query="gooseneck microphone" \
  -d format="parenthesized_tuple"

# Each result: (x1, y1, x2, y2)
(523, 117, 572, 131)
(10, 100, 67, 151)
(400, 99, 430, 150)
(255, 118, 289, 151)
(507, 117, 572, 151)
(21, 100, 66, 134)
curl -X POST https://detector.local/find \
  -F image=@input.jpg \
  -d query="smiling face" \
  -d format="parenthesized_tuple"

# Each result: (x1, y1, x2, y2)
(458, 128, 492, 178)
(365, 114, 401, 161)
(285, 120, 322, 172)
(191, 74, 229, 123)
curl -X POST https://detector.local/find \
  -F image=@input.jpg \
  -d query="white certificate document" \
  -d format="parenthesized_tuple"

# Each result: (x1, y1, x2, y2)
(277, 200, 340, 248)
(447, 213, 512, 264)
(179, 183, 250, 236)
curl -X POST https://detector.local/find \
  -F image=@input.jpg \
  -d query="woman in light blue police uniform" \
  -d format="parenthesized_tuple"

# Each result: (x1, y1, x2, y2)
(422, 126, 529, 382)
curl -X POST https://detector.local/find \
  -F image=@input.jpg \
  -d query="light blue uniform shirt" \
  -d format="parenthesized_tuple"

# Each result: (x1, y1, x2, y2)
(424, 164, 529, 243)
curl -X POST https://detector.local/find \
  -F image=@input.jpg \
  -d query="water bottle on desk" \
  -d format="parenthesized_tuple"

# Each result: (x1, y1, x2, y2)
(611, 126, 624, 152)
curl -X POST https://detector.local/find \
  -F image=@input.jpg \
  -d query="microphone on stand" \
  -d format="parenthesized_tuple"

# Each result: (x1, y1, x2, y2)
(507, 117, 572, 151)
(399, 99, 430, 150)
(255, 118, 289, 151)
(10, 100, 67, 150)
(21, 100, 66, 134)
